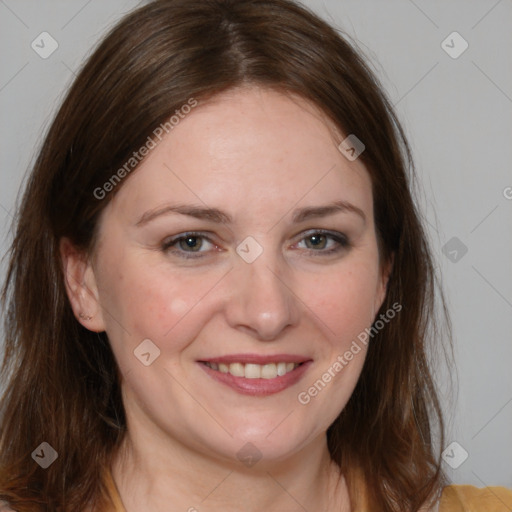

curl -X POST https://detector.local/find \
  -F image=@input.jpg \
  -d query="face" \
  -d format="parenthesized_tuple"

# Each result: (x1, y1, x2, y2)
(66, 86, 389, 467)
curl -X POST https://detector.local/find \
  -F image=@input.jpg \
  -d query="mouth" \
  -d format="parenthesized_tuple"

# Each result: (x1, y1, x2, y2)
(197, 355, 312, 396)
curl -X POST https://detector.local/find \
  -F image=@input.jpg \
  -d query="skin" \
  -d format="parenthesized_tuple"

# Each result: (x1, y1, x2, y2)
(62, 86, 392, 511)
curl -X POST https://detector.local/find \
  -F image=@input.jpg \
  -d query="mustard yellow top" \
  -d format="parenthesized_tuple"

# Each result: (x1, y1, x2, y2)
(102, 469, 512, 511)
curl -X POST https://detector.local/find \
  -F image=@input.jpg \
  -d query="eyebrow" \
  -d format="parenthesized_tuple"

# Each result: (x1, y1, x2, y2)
(135, 199, 366, 227)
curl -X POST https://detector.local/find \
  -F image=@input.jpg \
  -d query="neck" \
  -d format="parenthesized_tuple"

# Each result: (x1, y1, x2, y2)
(111, 426, 350, 512)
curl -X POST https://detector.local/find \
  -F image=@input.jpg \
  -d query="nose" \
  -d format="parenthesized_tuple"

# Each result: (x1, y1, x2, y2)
(223, 252, 301, 341)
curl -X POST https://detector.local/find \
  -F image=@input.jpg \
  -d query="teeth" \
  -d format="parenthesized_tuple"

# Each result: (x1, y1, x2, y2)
(245, 364, 261, 379)
(261, 363, 277, 379)
(229, 362, 245, 377)
(204, 361, 300, 379)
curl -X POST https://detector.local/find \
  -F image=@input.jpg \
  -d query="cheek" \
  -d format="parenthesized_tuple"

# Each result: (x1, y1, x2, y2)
(305, 259, 381, 342)
(97, 253, 224, 351)
(295, 262, 378, 424)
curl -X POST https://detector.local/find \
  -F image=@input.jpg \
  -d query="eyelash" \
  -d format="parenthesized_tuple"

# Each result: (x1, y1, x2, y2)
(161, 230, 351, 260)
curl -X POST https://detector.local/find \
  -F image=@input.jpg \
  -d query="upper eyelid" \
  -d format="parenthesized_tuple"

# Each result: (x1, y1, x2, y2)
(162, 232, 215, 247)
(163, 230, 348, 252)
(165, 229, 347, 242)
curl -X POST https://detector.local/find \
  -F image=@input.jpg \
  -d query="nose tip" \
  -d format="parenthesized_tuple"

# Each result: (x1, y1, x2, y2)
(224, 258, 300, 341)
(239, 306, 294, 341)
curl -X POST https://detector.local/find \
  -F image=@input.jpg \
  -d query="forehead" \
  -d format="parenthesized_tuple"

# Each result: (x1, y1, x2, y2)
(108, 86, 373, 224)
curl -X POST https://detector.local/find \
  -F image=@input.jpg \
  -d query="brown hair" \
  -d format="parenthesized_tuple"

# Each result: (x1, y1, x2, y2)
(0, 0, 450, 510)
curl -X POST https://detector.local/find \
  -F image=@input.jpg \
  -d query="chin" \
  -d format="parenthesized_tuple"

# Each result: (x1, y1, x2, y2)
(220, 421, 314, 465)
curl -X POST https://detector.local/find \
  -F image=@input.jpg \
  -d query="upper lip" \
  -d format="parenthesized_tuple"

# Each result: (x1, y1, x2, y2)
(198, 353, 312, 365)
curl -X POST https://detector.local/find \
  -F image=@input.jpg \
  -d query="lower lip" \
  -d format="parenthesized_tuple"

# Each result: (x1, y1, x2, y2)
(198, 361, 312, 396)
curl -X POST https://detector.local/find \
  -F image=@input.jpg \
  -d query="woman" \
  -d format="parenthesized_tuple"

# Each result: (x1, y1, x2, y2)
(0, 0, 510, 510)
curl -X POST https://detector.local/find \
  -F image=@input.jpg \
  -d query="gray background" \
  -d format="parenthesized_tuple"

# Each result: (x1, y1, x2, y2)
(0, 0, 511, 488)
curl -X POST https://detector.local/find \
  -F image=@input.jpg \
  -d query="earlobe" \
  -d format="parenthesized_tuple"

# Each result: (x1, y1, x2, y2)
(59, 238, 106, 332)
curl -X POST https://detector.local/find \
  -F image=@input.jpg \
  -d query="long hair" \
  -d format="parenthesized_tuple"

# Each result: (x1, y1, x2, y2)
(0, 0, 450, 510)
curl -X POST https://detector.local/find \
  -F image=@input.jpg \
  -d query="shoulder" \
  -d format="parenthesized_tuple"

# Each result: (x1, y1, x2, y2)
(439, 485, 512, 511)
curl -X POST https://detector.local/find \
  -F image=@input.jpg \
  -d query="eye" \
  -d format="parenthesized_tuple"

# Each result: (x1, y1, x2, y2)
(294, 230, 350, 255)
(162, 232, 217, 258)
(161, 229, 350, 260)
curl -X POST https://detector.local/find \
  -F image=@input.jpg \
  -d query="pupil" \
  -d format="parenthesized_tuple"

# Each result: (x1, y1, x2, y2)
(309, 235, 324, 247)
(184, 237, 200, 250)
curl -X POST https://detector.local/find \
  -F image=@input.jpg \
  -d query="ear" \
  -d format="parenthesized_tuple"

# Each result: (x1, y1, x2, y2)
(60, 237, 106, 332)
(374, 252, 395, 315)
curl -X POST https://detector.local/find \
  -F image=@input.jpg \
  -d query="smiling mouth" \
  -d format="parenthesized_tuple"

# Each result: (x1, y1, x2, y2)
(201, 361, 302, 379)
